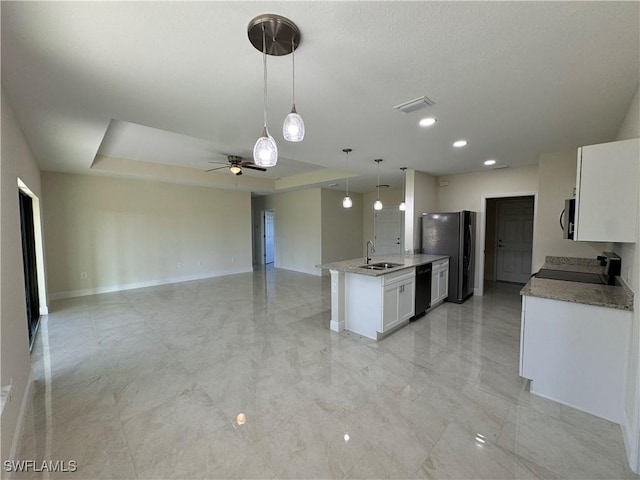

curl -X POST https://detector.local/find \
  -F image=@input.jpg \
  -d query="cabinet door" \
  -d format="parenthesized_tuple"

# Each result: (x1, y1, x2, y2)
(398, 279, 415, 323)
(431, 269, 439, 304)
(383, 283, 399, 332)
(575, 139, 639, 242)
(438, 268, 449, 302)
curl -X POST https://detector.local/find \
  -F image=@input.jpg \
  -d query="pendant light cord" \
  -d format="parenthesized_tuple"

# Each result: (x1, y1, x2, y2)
(262, 24, 268, 128)
(345, 150, 349, 196)
(291, 39, 296, 106)
(377, 161, 380, 200)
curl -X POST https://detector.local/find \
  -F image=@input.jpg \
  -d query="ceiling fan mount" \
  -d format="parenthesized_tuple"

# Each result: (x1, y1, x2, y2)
(205, 155, 267, 175)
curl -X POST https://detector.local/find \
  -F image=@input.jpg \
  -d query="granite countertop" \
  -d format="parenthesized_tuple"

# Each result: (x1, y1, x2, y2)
(316, 253, 449, 277)
(521, 256, 634, 311)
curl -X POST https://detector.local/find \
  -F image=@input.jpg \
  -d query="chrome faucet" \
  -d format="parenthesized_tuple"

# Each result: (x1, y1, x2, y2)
(365, 240, 375, 264)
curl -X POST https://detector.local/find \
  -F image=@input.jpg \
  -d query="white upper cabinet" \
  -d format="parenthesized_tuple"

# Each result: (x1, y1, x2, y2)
(575, 138, 639, 242)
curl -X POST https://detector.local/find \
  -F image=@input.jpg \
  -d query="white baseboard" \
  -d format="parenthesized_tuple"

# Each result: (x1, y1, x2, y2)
(39, 306, 48, 315)
(8, 370, 34, 463)
(474, 287, 482, 296)
(330, 319, 344, 332)
(48, 268, 254, 300)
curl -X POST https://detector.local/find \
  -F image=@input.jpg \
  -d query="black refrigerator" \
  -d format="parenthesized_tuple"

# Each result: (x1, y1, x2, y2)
(421, 211, 476, 304)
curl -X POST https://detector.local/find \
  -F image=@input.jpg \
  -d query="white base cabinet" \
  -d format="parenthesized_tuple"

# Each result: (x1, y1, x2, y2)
(520, 295, 632, 423)
(575, 138, 639, 242)
(346, 269, 415, 340)
(431, 259, 449, 306)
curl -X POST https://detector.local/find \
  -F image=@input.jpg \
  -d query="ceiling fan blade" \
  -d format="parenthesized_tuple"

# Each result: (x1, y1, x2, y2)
(205, 166, 228, 172)
(243, 164, 267, 172)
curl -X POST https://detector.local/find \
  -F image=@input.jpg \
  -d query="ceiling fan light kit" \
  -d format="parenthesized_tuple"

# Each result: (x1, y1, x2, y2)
(248, 14, 303, 167)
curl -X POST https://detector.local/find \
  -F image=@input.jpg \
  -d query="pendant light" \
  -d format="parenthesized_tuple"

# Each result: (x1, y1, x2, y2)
(252, 23, 277, 167)
(374, 159, 383, 210)
(342, 148, 353, 208)
(283, 39, 305, 142)
(399, 167, 407, 211)
(248, 15, 302, 165)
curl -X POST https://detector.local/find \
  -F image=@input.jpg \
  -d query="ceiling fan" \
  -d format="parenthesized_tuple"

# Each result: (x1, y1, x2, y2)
(205, 155, 267, 176)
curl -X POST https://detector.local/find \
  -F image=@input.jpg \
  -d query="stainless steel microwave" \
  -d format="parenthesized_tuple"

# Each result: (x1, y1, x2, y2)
(561, 198, 575, 239)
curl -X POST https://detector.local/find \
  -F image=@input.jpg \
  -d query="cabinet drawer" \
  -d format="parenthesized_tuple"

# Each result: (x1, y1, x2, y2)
(431, 259, 448, 270)
(382, 268, 415, 286)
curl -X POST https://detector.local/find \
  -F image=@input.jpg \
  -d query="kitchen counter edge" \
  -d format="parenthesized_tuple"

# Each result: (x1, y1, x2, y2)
(520, 261, 634, 311)
(316, 254, 449, 277)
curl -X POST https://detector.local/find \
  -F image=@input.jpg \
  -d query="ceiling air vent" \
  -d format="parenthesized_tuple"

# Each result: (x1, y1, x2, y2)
(393, 96, 435, 114)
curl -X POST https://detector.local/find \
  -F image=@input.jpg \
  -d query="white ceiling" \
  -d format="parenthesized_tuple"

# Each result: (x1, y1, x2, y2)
(2, 1, 638, 193)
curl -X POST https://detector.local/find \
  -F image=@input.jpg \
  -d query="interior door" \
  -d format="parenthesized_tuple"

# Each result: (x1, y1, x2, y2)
(264, 210, 275, 264)
(374, 208, 403, 255)
(496, 198, 534, 283)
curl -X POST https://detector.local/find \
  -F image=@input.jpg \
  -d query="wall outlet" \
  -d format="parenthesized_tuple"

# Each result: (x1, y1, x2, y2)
(80, 272, 87, 279)
(231, 257, 235, 263)
(177, 262, 182, 269)
(197, 260, 202, 266)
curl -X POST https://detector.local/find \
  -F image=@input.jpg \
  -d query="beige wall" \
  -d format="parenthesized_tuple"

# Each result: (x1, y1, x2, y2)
(1, 92, 44, 462)
(405, 170, 438, 253)
(42, 172, 253, 298)
(320, 189, 363, 266)
(533, 151, 611, 270)
(252, 189, 322, 276)
(614, 84, 640, 473)
(436, 164, 539, 290)
(362, 189, 403, 246)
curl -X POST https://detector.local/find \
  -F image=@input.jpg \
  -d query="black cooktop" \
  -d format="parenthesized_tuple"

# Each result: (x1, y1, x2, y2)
(535, 269, 606, 285)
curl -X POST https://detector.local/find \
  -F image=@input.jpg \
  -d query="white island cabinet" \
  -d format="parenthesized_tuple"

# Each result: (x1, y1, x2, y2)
(346, 268, 415, 340)
(575, 138, 639, 242)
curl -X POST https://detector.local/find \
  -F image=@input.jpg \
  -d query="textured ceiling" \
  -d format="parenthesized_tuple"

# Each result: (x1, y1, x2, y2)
(2, 1, 638, 193)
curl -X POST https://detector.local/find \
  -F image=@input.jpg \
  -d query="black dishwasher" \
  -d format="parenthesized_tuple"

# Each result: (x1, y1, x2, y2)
(412, 263, 432, 320)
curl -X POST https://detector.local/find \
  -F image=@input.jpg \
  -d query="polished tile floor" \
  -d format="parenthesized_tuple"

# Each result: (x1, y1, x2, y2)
(14, 268, 637, 479)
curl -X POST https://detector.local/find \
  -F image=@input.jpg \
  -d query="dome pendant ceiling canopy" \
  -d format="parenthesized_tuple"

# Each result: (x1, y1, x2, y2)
(248, 14, 301, 56)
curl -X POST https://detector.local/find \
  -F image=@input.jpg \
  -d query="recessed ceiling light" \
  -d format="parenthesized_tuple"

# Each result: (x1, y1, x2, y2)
(484, 159, 496, 166)
(453, 140, 468, 148)
(419, 117, 437, 128)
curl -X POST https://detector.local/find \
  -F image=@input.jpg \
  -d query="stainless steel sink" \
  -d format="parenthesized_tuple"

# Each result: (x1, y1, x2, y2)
(359, 265, 385, 270)
(358, 262, 404, 270)
(370, 262, 404, 269)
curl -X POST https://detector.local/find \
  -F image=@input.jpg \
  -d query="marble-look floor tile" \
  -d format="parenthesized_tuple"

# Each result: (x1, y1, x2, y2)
(420, 422, 561, 479)
(14, 273, 636, 480)
(497, 403, 627, 479)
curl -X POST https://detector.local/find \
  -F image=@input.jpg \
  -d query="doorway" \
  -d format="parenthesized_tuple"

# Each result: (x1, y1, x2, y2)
(484, 196, 535, 284)
(262, 210, 275, 265)
(374, 208, 403, 255)
(19, 190, 41, 347)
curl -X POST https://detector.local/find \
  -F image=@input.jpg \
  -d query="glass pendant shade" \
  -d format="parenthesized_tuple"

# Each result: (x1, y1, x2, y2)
(342, 195, 353, 208)
(283, 106, 305, 142)
(374, 199, 383, 210)
(229, 165, 242, 175)
(399, 201, 406, 211)
(253, 127, 278, 167)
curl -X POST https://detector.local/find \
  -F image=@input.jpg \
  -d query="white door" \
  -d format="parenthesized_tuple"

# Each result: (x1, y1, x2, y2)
(496, 199, 534, 283)
(264, 210, 274, 264)
(374, 208, 403, 255)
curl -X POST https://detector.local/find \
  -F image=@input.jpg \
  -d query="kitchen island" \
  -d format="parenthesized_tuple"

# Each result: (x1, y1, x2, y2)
(519, 256, 634, 423)
(317, 254, 448, 340)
